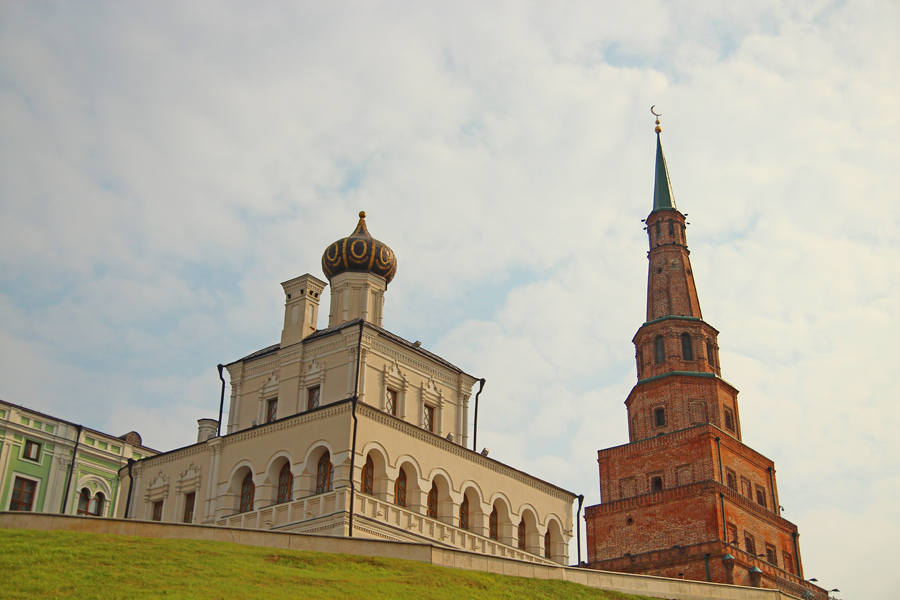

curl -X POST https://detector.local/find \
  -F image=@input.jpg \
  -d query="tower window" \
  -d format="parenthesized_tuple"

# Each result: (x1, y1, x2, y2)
(724, 407, 735, 432)
(650, 476, 663, 493)
(423, 404, 435, 433)
(726, 523, 738, 545)
(654, 336, 665, 364)
(765, 544, 777, 566)
(755, 486, 767, 508)
(654, 407, 666, 427)
(706, 339, 717, 368)
(681, 333, 693, 361)
(668, 220, 674, 236)
(783, 551, 794, 573)
(725, 469, 737, 491)
(655, 221, 661, 241)
(265, 397, 278, 423)
(744, 533, 756, 556)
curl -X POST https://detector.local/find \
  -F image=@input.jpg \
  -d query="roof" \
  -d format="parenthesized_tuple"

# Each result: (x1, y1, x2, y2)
(229, 318, 471, 376)
(652, 133, 677, 212)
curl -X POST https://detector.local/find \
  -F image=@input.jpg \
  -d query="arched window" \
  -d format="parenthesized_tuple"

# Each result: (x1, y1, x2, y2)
(394, 469, 407, 508)
(681, 333, 693, 360)
(76, 488, 91, 515)
(427, 483, 438, 518)
(517, 520, 526, 550)
(489, 507, 498, 540)
(239, 473, 255, 513)
(668, 219, 675, 236)
(706, 339, 717, 367)
(89, 492, 105, 516)
(650, 476, 663, 493)
(654, 336, 665, 364)
(654, 221, 661, 241)
(459, 495, 469, 530)
(316, 452, 333, 494)
(362, 456, 374, 495)
(544, 530, 551, 559)
(277, 463, 293, 504)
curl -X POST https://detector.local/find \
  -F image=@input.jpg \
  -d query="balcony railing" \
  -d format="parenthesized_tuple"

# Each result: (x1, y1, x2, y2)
(215, 488, 560, 566)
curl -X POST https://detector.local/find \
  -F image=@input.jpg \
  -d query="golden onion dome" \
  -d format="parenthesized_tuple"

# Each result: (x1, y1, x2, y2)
(321, 211, 397, 284)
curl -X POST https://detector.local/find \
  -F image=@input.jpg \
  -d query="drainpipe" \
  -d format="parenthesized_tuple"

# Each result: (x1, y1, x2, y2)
(123, 458, 136, 519)
(719, 493, 727, 542)
(216, 364, 226, 437)
(576, 494, 585, 565)
(471, 378, 486, 452)
(61, 424, 83, 514)
(767, 467, 778, 515)
(704, 553, 711, 581)
(348, 320, 364, 538)
(791, 532, 803, 578)
(714, 436, 724, 483)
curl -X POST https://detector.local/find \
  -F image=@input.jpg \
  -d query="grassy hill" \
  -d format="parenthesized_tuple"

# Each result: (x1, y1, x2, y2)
(0, 528, 655, 600)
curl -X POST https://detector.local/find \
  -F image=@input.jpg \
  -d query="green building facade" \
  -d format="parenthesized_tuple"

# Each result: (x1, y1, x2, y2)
(0, 400, 156, 516)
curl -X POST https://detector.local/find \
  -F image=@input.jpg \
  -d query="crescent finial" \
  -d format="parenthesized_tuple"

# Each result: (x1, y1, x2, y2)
(650, 105, 662, 117)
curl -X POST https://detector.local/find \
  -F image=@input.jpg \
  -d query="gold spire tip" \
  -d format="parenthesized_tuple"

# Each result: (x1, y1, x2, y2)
(650, 105, 662, 133)
(359, 211, 366, 218)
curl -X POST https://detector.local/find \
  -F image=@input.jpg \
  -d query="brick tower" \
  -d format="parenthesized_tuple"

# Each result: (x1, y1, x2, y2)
(584, 116, 826, 598)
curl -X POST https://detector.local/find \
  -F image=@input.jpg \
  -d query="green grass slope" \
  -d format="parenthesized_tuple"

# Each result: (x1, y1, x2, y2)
(0, 528, 655, 600)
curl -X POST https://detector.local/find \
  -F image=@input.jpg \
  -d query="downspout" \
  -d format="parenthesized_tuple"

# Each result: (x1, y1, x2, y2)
(216, 364, 226, 437)
(719, 493, 727, 542)
(61, 424, 83, 514)
(704, 553, 711, 581)
(767, 467, 778, 515)
(123, 458, 136, 519)
(714, 436, 724, 483)
(471, 378, 486, 452)
(576, 494, 585, 565)
(791, 532, 803, 578)
(348, 319, 364, 538)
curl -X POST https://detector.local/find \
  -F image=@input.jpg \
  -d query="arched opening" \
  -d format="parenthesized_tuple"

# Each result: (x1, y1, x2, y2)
(545, 518, 565, 564)
(362, 455, 375, 495)
(394, 468, 407, 507)
(681, 333, 693, 360)
(489, 497, 514, 546)
(315, 451, 333, 494)
(518, 509, 539, 554)
(239, 473, 255, 513)
(489, 506, 499, 540)
(427, 482, 438, 518)
(89, 492, 105, 516)
(459, 494, 469, 530)
(277, 462, 293, 503)
(517, 519, 526, 550)
(76, 488, 91, 515)
(654, 336, 665, 364)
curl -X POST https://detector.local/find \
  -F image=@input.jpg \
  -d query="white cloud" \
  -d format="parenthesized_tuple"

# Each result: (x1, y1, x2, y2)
(1, 1, 898, 597)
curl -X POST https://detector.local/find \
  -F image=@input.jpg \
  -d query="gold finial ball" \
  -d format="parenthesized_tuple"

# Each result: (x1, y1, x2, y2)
(655, 126, 662, 133)
(359, 211, 366, 218)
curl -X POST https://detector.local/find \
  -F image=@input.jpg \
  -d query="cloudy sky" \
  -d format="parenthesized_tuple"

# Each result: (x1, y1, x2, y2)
(1, 1, 897, 597)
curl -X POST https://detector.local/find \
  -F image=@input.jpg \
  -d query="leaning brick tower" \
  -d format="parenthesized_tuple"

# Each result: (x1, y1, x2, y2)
(584, 114, 825, 597)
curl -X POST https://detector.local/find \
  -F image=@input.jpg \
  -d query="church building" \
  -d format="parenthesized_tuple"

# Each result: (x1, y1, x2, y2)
(584, 118, 826, 599)
(116, 213, 575, 566)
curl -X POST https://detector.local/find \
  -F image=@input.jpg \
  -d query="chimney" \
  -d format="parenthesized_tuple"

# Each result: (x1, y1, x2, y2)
(197, 418, 218, 443)
(281, 274, 327, 347)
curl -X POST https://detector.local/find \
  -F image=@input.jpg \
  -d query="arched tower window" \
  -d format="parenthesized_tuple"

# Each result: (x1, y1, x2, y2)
(362, 456, 374, 495)
(240, 473, 255, 513)
(489, 507, 498, 540)
(277, 463, 293, 503)
(706, 339, 717, 367)
(668, 219, 674, 236)
(459, 495, 470, 530)
(654, 336, 665, 364)
(394, 469, 407, 508)
(681, 333, 693, 360)
(427, 483, 438, 518)
(315, 451, 333, 494)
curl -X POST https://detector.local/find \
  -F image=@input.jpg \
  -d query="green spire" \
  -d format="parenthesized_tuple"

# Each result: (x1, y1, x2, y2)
(652, 133, 676, 212)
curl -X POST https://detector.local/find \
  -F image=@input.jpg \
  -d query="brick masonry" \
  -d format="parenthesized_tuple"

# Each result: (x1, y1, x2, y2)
(585, 201, 824, 599)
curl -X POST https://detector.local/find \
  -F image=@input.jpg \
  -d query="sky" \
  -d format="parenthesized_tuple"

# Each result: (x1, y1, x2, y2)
(1, 1, 897, 597)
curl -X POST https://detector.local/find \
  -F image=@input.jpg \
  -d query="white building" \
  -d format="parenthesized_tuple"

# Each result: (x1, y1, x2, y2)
(116, 212, 575, 565)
